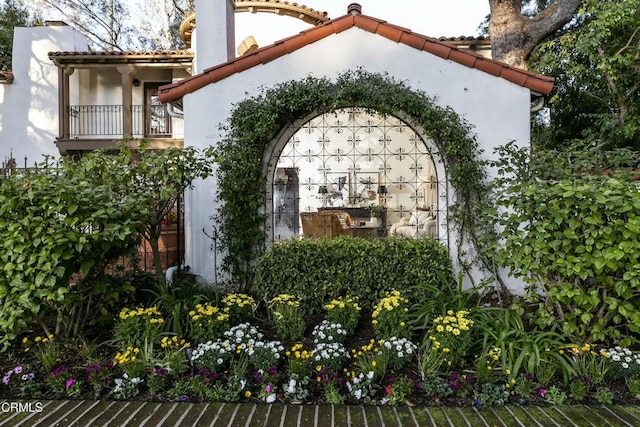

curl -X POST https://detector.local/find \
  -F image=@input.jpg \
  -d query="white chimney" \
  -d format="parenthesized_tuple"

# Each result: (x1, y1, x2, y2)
(193, 0, 235, 73)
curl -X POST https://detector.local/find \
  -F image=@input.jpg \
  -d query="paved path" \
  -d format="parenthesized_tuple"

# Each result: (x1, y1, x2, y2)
(2, 400, 640, 426)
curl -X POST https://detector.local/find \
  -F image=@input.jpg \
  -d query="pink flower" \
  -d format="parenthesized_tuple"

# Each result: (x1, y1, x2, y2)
(265, 385, 273, 393)
(66, 379, 76, 390)
(539, 388, 546, 398)
(385, 385, 393, 395)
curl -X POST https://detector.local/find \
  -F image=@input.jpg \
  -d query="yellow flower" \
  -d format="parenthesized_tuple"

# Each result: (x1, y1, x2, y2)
(372, 361, 377, 367)
(245, 391, 251, 398)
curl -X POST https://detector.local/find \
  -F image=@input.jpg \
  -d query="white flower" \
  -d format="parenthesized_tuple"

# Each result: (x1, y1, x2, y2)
(354, 389, 362, 400)
(266, 393, 277, 403)
(287, 379, 297, 394)
(623, 362, 629, 369)
(130, 377, 143, 385)
(217, 358, 223, 364)
(366, 371, 374, 380)
(380, 397, 389, 405)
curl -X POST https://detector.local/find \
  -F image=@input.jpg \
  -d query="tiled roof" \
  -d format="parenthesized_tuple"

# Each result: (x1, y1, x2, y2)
(48, 50, 193, 65)
(158, 11, 554, 104)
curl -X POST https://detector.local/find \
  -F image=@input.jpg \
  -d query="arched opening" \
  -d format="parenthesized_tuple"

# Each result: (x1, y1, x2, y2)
(265, 108, 448, 242)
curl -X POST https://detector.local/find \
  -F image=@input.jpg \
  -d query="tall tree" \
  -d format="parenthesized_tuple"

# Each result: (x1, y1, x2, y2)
(488, 0, 581, 69)
(0, 0, 42, 70)
(38, 0, 192, 51)
(38, 0, 132, 51)
(530, 0, 640, 149)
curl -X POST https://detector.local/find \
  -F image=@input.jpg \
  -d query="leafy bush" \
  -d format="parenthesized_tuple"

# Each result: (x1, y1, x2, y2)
(0, 155, 147, 350)
(253, 236, 455, 313)
(491, 144, 640, 345)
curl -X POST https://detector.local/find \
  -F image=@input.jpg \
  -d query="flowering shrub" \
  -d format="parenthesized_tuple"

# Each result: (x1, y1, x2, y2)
(85, 363, 112, 395)
(2, 366, 40, 398)
(382, 376, 416, 406)
(247, 340, 284, 371)
(45, 366, 81, 397)
(604, 346, 640, 398)
(114, 306, 164, 348)
(286, 344, 313, 378)
(346, 370, 379, 404)
(158, 336, 190, 374)
(378, 337, 417, 370)
(22, 334, 58, 372)
(190, 323, 276, 373)
(371, 290, 410, 339)
(268, 294, 305, 341)
(112, 373, 144, 400)
(426, 310, 474, 370)
(352, 339, 387, 379)
(113, 346, 145, 378)
(324, 296, 361, 335)
(284, 373, 310, 402)
(312, 321, 347, 345)
(221, 293, 256, 324)
(188, 303, 230, 344)
(255, 366, 278, 403)
(312, 342, 350, 372)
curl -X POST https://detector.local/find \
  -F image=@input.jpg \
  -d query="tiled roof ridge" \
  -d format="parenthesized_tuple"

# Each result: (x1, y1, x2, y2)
(49, 49, 194, 57)
(158, 12, 554, 103)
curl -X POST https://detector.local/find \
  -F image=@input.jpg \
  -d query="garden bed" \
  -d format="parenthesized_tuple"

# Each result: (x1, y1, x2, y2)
(1, 287, 639, 409)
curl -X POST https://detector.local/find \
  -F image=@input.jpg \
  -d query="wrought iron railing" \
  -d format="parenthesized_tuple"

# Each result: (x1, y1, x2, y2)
(68, 105, 183, 138)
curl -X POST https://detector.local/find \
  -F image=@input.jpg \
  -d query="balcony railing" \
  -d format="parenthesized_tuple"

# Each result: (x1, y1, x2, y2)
(68, 105, 184, 139)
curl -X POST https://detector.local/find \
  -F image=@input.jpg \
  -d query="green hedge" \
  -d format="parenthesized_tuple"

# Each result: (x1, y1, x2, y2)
(252, 236, 455, 313)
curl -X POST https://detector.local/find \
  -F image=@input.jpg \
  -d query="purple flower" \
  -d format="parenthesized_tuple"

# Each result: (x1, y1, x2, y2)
(14, 366, 23, 374)
(539, 389, 546, 398)
(265, 385, 274, 393)
(267, 365, 277, 376)
(179, 395, 189, 402)
(66, 379, 76, 390)
(27, 373, 35, 380)
(474, 398, 482, 407)
(2, 376, 10, 385)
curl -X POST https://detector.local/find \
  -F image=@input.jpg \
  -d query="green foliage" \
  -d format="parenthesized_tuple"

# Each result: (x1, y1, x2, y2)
(594, 386, 614, 405)
(216, 70, 487, 288)
(122, 144, 214, 282)
(530, 0, 640, 149)
(472, 306, 574, 384)
(268, 294, 305, 342)
(0, 154, 147, 350)
(490, 143, 640, 346)
(253, 236, 455, 314)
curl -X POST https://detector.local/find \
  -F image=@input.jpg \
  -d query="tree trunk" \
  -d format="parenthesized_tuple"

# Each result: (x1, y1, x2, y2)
(488, 0, 581, 69)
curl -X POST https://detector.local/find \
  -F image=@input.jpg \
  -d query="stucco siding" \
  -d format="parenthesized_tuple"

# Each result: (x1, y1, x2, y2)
(181, 27, 532, 289)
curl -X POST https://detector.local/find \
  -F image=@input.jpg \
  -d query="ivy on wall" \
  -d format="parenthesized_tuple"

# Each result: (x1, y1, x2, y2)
(214, 69, 490, 288)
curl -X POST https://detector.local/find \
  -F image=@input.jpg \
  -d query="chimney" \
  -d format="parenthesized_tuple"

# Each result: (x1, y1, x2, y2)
(193, 0, 236, 73)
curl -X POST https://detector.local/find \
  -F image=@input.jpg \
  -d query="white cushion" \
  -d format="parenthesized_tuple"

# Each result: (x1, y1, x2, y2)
(410, 210, 434, 226)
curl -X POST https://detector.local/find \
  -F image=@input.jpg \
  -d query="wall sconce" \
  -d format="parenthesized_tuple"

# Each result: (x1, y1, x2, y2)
(318, 185, 328, 208)
(132, 78, 141, 87)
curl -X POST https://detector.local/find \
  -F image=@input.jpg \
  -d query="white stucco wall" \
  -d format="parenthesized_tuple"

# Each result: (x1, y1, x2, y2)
(0, 25, 87, 164)
(181, 27, 532, 291)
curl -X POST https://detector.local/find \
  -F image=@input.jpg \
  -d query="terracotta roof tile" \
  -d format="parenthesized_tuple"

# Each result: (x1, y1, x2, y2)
(159, 11, 554, 103)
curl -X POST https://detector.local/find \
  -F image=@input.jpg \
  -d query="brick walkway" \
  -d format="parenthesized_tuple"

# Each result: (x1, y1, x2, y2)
(2, 401, 640, 426)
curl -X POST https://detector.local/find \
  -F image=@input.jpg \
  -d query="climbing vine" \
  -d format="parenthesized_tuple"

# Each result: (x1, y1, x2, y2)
(214, 69, 491, 288)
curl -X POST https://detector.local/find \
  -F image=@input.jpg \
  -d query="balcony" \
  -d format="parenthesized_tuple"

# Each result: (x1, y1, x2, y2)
(56, 104, 185, 154)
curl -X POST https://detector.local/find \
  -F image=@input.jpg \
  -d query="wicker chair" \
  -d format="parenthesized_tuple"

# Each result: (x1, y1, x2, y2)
(300, 211, 353, 238)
